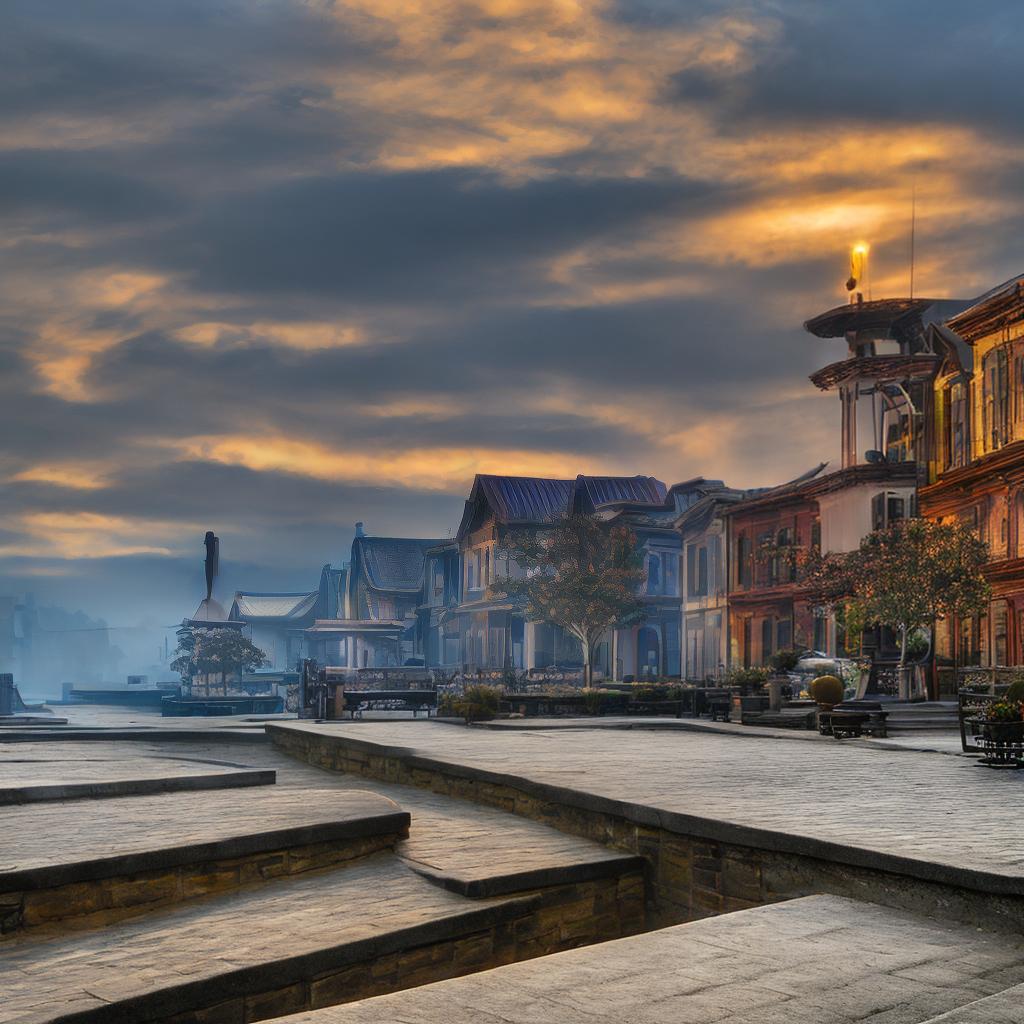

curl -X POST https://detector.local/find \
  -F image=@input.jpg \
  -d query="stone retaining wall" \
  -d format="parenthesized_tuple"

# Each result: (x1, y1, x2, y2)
(270, 725, 1024, 933)
(72, 874, 644, 1024)
(1, 833, 398, 935)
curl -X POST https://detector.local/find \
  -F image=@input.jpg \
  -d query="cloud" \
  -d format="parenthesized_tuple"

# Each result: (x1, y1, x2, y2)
(0, 0, 1021, 637)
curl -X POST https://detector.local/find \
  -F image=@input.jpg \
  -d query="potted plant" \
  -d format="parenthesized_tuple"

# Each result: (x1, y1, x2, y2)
(978, 699, 1024, 744)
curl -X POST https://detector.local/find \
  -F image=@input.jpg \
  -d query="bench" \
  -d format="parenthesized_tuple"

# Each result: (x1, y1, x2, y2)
(744, 700, 818, 730)
(344, 690, 437, 719)
(819, 700, 888, 739)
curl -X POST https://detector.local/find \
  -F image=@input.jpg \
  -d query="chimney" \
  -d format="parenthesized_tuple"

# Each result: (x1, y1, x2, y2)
(355, 522, 365, 538)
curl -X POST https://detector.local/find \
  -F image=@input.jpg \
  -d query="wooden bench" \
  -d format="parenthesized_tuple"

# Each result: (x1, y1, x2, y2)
(344, 690, 437, 719)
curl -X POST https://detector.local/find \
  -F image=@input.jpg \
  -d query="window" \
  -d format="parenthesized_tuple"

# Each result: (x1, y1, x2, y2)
(872, 492, 906, 531)
(484, 548, 490, 585)
(994, 602, 1008, 667)
(686, 543, 698, 595)
(983, 346, 1009, 451)
(647, 554, 661, 595)
(737, 535, 752, 588)
(776, 618, 792, 652)
(662, 552, 679, 596)
(813, 610, 827, 653)
(946, 382, 968, 468)
(761, 618, 773, 662)
(687, 545, 708, 597)
(810, 521, 821, 551)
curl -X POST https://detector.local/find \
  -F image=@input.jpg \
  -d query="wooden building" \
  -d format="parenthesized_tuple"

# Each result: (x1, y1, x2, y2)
(454, 474, 696, 679)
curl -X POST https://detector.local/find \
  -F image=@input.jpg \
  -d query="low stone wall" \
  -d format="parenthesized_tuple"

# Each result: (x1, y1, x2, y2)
(269, 724, 1024, 933)
(1, 833, 399, 935)
(61, 874, 644, 1024)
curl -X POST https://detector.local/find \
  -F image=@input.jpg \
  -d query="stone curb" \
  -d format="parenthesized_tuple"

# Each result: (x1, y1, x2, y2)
(0, 768, 277, 806)
(1, 807, 411, 893)
(0, 728, 269, 744)
(401, 851, 646, 898)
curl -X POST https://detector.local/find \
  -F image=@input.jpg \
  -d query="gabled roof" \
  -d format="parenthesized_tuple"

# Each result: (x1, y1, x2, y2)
(354, 536, 443, 594)
(231, 592, 319, 621)
(946, 274, 1024, 341)
(575, 475, 667, 511)
(723, 463, 829, 515)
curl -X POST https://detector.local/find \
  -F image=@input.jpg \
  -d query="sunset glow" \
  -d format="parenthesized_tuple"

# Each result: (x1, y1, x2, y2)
(2, 0, 1021, 626)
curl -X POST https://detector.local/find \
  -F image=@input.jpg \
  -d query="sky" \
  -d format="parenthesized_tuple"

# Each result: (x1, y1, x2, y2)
(2, 0, 1024, 637)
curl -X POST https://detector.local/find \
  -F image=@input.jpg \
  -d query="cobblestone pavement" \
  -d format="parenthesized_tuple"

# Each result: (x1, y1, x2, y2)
(0, 853, 508, 1024)
(277, 721, 1024, 882)
(269, 895, 1024, 1024)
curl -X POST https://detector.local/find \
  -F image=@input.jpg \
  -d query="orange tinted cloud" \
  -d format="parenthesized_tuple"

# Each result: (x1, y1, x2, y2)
(169, 434, 624, 492)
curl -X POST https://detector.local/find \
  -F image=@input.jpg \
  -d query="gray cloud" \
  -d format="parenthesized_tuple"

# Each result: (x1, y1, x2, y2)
(0, 0, 1019, 642)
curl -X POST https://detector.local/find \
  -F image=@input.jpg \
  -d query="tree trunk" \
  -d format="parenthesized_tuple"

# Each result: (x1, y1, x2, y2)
(898, 625, 909, 701)
(582, 641, 593, 689)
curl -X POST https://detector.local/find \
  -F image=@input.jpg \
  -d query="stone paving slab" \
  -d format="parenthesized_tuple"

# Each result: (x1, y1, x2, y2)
(269, 895, 1024, 1024)
(0, 750, 275, 803)
(921, 981, 1024, 1022)
(270, 722, 1024, 895)
(14, 739, 640, 901)
(0, 786, 407, 891)
(478, 716, 969, 755)
(0, 853, 521, 1024)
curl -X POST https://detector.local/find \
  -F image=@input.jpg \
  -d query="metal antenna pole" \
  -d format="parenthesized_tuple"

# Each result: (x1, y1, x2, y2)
(910, 185, 916, 299)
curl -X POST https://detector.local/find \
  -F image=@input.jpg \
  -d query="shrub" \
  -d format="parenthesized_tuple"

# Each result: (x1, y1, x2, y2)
(1005, 679, 1024, 704)
(768, 649, 801, 673)
(809, 675, 844, 706)
(458, 683, 500, 723)
(437, 690, 461, 717)
(726, 666, 771, 688)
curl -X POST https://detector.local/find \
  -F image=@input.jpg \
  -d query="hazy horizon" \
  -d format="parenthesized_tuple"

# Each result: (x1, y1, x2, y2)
(4, 0, 1024, 643)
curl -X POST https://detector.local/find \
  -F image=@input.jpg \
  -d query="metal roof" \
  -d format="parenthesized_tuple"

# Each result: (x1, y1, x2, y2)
(576, 474, 667, 510)
(355, 537, 444, 593)
(231, 592, 319, 621)
(803, 298, 969, 339)
(476, 475, 575, 524)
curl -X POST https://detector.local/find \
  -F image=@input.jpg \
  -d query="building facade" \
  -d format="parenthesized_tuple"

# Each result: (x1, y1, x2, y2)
(453, 474, 693, 680)
(919, 274, 1024, 680)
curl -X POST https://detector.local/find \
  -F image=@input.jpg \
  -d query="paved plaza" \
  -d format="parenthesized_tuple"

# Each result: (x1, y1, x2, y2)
(4, 716, 1024, 1023)
(273, 720, 1024, 890)
(269, 895, 1024, 1024)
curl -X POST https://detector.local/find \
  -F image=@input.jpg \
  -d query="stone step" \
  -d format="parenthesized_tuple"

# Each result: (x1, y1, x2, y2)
(0, 851, 644, 1024)
(919, 980, 1024, 1022)
(0, 787, 409, 934)
(263, 895, 1024, 1024)
(0, 753, 275, 805)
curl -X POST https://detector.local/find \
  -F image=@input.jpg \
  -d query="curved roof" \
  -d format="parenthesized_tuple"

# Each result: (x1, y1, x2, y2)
(576, 475, 667, 510)
(476, 475, 575, 524)
(354, 537, 443, 593)
(232, 592, 318, 621)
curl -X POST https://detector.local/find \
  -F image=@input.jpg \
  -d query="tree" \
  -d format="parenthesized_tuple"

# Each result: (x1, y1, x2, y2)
(172, 628, 267, 696)
(804, 519, 989, 697)
(492, 514, 646, 688)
